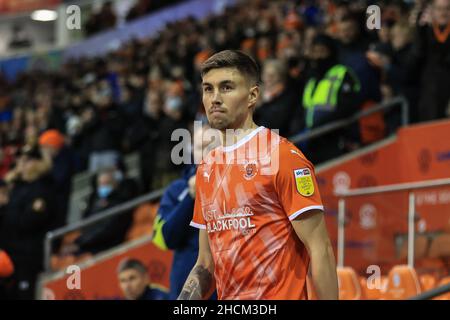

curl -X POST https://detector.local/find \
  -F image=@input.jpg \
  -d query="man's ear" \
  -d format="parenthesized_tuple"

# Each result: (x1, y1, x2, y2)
(248, 85, 260, 108)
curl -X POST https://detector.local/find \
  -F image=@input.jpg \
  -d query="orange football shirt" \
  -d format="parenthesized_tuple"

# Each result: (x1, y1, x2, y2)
(190, 126, 324, 300)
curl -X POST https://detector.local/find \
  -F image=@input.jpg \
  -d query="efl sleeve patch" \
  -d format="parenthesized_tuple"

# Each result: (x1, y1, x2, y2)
(294, 168, 315, 197)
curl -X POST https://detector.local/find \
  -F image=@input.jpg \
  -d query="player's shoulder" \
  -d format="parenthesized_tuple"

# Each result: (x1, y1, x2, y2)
(276, 138, 314, 168)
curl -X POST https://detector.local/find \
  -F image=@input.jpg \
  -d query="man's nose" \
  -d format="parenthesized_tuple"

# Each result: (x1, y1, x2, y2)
(212, 89, 223, 105)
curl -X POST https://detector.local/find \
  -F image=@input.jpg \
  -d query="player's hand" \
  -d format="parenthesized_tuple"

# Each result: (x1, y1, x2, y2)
(188, 175, 196, 198)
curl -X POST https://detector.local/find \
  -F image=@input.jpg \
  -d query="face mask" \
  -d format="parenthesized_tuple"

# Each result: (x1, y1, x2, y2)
(165, 96, 182, 112)
(97, 185, 113, 199)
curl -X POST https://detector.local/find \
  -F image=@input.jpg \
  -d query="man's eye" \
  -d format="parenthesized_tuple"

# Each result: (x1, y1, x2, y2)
(204, 87, 213, 92)
(222, 86, 232, 91)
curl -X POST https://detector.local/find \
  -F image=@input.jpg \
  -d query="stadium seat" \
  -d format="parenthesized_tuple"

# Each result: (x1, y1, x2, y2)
(337, 267, 362, 300)
(132, 203, 156, 224)
(126, 202, 160, 240)
(61, 231, 82, 246)
(433, 276, 450, 300)
(383, 265, 421, 299)
(419, 273, 437, 292)
(126, 223, 154, 241)
(360, 275, 388, 300)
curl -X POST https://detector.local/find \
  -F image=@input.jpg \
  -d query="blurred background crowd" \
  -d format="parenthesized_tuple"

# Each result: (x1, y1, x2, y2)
(0, 0, 449, 299)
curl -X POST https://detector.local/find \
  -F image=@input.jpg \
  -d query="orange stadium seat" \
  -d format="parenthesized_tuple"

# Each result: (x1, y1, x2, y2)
(360, 275, 388, 300)
(61, 231, 82, 246)
(132, 203, 157, 225)
(419, 273, 437, 292)
(126, 223, 154, 241)
(383, 265, 421, 299)
(337, 267, 362, 300)
(126, 202, 160, 240)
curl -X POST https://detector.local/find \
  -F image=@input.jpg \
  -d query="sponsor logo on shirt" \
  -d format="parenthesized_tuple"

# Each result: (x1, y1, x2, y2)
(294, 168, 314, 197)
(204, 205, 256, 234)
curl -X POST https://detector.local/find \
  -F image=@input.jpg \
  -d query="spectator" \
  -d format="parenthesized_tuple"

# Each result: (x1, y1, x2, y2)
(62, 168, 137, 255)
(117, 258, 168, 300)
(125, 89, 162, 192)
(336, 12, 382, 104)
(254, 59, 300, 137)
(38, 129, 79, 228)
(85, 1, 118, 36)
(409, 0, 450, 121)
(152, 124, 219, 299)
(0, 147, 55, 299)
(301, 34, 361, 164)
(367, 20, 420, 127)
(77, 81, 126, 173)
(336, 12, 386, 145)
(0, 249, 15, 299)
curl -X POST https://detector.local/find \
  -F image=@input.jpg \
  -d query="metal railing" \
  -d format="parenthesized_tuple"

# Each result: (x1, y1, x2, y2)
(43, 188, 165, 271)
(336, 178, 450, 269)
(410, 282, 450, 300)
(290, 95, 409, 144)
(43, 96, 409, 272)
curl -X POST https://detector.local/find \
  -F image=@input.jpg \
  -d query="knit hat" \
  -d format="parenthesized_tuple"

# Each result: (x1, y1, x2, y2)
(39, 129, 65, 150)
(0, 250, 14, 278)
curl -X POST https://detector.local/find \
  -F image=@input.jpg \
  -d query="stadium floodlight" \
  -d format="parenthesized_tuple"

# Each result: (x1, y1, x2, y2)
(31, 9, 58, 22)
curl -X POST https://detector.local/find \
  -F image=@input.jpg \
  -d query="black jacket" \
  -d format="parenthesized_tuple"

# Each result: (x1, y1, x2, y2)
(254, 87, 301, 138)
(80, 105, 126, 153)
(74, 178, 138, 254)
(0, 177, 55, 270)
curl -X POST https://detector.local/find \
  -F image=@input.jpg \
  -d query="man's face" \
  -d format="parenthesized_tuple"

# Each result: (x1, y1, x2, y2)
(202, 68, 258, 131)
(262, 64, 282, 89)
(310, 44, 331, 61)
(338, 20, 359, 44)
(118, 269, 148, 300)
(97, 172, 115, 188)
(433, 0, 450, 26)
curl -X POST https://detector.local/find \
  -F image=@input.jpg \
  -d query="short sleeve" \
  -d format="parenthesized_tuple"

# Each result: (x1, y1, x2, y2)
(275, 142, 324, 221)
(190, 166, 207, 230)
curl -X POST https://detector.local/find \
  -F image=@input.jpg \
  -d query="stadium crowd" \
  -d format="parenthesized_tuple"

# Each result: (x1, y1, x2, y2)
(85, 0, 185, 36)
(0, 0, 449, 299)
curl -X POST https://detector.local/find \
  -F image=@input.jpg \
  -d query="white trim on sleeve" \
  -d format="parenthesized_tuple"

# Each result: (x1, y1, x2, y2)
(190, 221, 207, 229)
(288, 205, 324, 221)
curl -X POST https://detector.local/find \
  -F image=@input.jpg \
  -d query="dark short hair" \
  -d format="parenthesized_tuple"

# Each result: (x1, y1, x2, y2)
(200, 50, 261, 85)
(117, 258, 147, 275)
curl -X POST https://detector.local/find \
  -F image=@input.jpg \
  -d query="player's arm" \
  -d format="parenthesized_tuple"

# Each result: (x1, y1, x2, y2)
(291, 209, 338, 300)
(177, 229, 215, 300)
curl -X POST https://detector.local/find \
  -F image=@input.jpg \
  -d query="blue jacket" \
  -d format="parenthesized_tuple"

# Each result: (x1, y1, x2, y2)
(152, 164, 198, 299)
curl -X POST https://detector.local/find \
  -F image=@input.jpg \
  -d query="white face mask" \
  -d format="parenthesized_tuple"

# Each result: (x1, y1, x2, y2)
(165, 96, 182, 112)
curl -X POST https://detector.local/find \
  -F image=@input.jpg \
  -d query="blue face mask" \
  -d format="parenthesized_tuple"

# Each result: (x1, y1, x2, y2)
(97, 185, 113, 199)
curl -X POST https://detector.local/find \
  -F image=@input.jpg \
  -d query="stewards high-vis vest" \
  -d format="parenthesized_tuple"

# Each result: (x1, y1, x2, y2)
(302, 64, 360, 128)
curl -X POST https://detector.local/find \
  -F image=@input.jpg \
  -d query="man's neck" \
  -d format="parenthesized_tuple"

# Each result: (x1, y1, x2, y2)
(220, 119, 259, 148)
